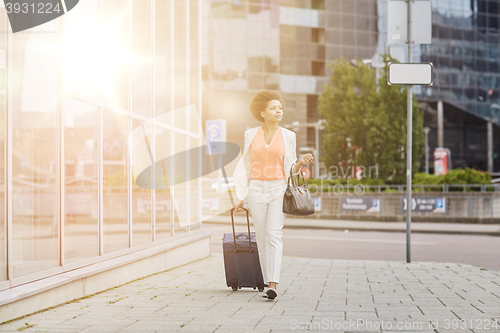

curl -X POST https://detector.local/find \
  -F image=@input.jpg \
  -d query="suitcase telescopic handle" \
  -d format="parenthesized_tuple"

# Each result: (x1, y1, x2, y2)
(230, 207, 253, 254)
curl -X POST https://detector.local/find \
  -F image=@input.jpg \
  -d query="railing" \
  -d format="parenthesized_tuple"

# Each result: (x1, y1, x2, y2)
(309, 183, 500, 193)
(313, 194, 500, 219)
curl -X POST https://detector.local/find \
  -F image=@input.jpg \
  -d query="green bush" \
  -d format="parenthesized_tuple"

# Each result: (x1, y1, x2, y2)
(306, 168, 492, 186)
(413, 168, 491, 185)
(413, 172, 441, 185)
(442, 168, 491, 184)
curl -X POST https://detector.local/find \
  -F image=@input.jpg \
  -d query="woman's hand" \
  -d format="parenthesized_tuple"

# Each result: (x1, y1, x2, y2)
(300, 153, 314, 166)
(233, 200, 244, 213)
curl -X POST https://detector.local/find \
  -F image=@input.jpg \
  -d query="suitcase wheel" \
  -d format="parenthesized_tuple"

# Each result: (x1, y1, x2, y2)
(239, 287, 241, 289)
(253, 287, 256, 290)
(258, 288, 264, 292)
(232, 287, 238, 291)
(231, 281, 238, 291)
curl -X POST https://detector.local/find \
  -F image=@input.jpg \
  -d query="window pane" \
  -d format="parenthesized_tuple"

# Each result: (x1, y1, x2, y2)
(132, 120, 152, 246)
(132, 0, 152, 118)
(12, 23, 59, 278)
(102, 0, 130, 110)
(0, 7, 5, 282)
(189, 0, 199, 134)
(61, 0, 99, 99)
(155, 0, 171, 122)
(64, 98, 99, 264)
(174, 0, 187, 129)
(155, 125, 172, 239)
(189, 137, 200, 230)
(103, 110, 129, 254)
(174, 133, 187, 234)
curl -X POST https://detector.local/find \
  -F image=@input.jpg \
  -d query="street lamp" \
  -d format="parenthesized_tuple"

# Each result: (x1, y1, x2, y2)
(424, 127, 430, 174)
(284, 119, 325, 178)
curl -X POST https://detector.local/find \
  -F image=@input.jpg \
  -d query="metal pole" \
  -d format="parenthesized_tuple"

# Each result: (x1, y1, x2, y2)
(487, 121, 493, 173)
(406, 0, 413, 264)
(315, 122, 319, 178)
(424, 127, 430, 174)
(437, 100, 444, 147)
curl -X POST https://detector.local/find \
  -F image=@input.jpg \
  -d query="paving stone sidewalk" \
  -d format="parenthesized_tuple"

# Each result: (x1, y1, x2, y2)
(1, 255, 499, 333)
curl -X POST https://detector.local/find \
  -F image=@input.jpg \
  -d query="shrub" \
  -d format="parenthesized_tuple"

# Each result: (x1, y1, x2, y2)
(413, 168, 491, 185)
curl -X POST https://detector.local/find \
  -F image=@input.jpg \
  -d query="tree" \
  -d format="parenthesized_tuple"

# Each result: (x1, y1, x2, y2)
(319, 55, 425, 184)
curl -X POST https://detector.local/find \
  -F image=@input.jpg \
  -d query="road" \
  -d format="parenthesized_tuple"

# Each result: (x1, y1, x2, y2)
(203, 224, 500, 271)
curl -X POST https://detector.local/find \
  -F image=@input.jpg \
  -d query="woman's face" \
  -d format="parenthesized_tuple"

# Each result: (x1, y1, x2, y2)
(260, 99, 283, 123)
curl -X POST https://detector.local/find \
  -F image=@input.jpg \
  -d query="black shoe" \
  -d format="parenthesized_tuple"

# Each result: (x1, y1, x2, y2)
(266, 288, 277, 300)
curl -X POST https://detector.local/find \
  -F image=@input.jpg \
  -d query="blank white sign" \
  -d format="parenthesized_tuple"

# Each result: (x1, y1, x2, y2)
(388, 63, 433, 85)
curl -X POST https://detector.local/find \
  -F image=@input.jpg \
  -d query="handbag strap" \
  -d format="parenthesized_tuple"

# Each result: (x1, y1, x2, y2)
(289, 164, 309, 190)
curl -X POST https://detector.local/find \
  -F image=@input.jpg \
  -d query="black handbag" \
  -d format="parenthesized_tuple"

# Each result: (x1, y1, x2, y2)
(282, 165, 315, 215)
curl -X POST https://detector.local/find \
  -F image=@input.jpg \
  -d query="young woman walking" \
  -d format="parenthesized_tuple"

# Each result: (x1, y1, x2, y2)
(233, 90, 313, 300)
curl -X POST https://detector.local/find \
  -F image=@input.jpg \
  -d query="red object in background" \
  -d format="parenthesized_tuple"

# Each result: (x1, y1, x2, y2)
(434, 148, 451, 175)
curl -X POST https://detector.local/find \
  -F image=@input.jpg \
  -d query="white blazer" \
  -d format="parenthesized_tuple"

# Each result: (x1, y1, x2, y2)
(232, 126, 300, 201)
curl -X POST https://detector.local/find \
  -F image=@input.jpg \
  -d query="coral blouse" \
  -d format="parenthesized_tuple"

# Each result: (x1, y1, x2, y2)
(249, 127, 285, 181)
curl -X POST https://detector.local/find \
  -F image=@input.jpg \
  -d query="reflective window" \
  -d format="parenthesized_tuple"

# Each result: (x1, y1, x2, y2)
(63, 98, 99, 264)
(61, 0, 99, 99)
(0, 8, 5, 282)
(174, 133, 187, 234)
(132, 0, 152, 118)
(132, 120, 152, 246)
(174, 0, 187, 129)
(190, 0, 200, 134)
(155, 125, 172, 239)
(155, 0, 171, 122)
(102, 0, 129, 110)
(103, 110, 129, 254)
(11, 23, 59, 278)
(189, 137, 200, 230)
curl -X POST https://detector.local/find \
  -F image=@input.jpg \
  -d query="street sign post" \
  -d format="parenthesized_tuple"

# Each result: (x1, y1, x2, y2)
(387, 0, 432, 264)
(205, 120, 227, 155)
(388, 0, 432, 44)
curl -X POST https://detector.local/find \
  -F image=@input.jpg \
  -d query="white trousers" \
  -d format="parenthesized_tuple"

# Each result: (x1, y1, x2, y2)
(246, 178, 287, 284)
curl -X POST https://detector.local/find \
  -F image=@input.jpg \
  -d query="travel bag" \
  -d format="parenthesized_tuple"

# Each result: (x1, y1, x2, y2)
(222, 208, 265, 292)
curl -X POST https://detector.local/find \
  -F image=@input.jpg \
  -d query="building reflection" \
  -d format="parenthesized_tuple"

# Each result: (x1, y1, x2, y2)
(0, 0, 202, 286)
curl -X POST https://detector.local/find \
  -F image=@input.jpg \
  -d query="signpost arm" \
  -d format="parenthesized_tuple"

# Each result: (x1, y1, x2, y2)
(406, 0, 413, 263)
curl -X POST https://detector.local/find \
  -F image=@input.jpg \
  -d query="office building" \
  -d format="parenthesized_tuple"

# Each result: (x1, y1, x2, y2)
(0, 0, 209, 322)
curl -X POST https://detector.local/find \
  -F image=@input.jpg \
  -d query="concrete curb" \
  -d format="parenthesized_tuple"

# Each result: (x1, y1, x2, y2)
(203, 219, 500, 237)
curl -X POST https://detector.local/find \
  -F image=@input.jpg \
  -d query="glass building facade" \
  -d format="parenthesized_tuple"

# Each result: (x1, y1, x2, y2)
(376, 0, 500, 170)
(0, 0, 202, 290)
(421, 0, 500, 121)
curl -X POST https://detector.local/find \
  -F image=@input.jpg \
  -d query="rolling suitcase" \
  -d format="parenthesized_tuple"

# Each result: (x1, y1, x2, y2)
(223, 208, 265, 292)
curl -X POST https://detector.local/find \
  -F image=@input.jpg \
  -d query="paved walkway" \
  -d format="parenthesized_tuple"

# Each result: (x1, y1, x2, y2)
(1, 255, 499, 332)
(204, 215, 500, 236)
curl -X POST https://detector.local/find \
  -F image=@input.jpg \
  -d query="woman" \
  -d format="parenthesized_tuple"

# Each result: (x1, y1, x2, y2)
(232, 90, 313, 300)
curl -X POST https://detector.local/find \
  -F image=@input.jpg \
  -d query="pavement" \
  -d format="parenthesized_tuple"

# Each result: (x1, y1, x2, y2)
(1, 254, 499, 333)
(203, 215, 500, 237)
